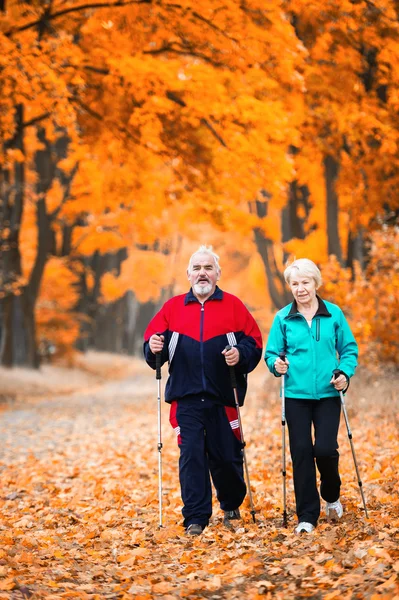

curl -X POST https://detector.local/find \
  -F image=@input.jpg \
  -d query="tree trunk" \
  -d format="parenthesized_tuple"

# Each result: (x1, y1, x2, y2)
(251, 197, 291, 310)
(324, 155, 343, 263)
(76, 248, 128, 351)
(1, 125, 74, 367)
(347, 228, 365, 276)
(131, 299, 159, 355)
(1, 291, 39, 367)
(0, 296, 13, 368)
(0, 104, 26, 367)
(282, 180, 311, 243)
(124, 291, 139, 355)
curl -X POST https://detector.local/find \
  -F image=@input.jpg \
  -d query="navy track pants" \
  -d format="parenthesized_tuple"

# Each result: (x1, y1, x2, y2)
(169, 396, 246, 528)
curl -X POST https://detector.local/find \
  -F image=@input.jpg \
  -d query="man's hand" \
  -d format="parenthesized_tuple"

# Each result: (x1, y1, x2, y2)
(330, 373, 347, 391)
(222, 346, 240, 366)
(149, 334, 164, 354)
(274, 356, 289, 374)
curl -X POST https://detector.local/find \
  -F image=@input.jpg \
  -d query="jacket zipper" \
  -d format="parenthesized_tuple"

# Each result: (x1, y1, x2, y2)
(316, 318, 320, 341)
(200, 303, 206, 390)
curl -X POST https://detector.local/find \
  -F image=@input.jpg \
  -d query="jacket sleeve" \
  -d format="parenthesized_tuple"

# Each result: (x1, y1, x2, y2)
(336, 309, 358, 379)
(264, 313, 285, 377)
(234, 305, 263, 374)
(143, 304, 170, 370)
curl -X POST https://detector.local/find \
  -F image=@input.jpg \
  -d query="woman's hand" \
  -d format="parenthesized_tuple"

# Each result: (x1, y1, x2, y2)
(274, 356, 289, 374)
(330, 373, 347, 391)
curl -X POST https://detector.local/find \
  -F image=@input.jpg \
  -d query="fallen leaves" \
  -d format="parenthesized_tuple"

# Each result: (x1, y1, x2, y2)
(0, 365, 398, 599)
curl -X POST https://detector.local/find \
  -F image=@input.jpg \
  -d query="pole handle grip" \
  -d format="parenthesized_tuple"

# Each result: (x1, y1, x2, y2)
(332, 369, 340, 380)
(279, 351, 286, 362)
(225, 345, 237, 389)
(155, 332, 162, 380)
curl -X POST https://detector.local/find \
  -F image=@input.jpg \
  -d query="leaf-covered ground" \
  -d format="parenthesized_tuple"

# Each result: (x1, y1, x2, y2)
(0, 355, 398, 599)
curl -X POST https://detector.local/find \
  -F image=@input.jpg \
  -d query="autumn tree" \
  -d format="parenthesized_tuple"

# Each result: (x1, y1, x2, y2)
(1, 0, 304, 365)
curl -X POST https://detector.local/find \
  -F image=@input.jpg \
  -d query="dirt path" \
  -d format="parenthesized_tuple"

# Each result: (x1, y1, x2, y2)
(0, 371, 155, 462)
(0, 360, 398, 599)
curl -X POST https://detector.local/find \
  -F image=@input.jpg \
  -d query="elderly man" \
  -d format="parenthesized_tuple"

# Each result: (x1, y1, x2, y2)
(144, 245, 262, 535)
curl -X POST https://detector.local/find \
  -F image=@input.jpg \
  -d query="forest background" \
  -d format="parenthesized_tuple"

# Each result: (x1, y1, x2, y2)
(1, 0, 399, 368)
(1, 3, 399, 599)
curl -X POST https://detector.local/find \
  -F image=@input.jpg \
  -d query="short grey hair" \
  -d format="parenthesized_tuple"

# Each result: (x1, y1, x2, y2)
(284, 258, 322, 289)
(187, 245, 221, 275)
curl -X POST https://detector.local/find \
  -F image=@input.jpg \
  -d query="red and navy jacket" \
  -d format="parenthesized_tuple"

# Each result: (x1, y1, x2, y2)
(143, 286, 263, 407)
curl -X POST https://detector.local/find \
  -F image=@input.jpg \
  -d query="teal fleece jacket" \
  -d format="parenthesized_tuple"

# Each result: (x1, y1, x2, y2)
(264, 297, 358, 400)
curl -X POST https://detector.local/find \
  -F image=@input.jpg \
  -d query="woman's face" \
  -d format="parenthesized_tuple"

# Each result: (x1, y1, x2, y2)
(289, 273, 317, 306)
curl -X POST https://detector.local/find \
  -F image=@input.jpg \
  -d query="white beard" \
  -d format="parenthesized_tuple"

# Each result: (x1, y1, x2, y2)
(193, 282, 212, 296)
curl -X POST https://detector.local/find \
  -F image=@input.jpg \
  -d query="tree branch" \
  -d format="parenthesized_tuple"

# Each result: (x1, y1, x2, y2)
(191, 10, 238, 43)
(166, 92, 227, 147)
(23, 113, 52, 129)
(5, 0, 151, 37)
(200, 118, 228, 148)
(72, 82, 227, 148)
(143, 44, 226, 67)
(5, 113, 51, 147)
(50, 163, 79, 221)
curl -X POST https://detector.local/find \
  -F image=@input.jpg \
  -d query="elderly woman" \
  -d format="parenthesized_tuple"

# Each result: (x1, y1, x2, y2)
(264, 258, 358, 534)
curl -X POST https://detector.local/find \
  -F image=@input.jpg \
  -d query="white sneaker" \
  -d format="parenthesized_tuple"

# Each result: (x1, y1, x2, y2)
(325, 499, 343, 521)
(295, 521, 315, 534)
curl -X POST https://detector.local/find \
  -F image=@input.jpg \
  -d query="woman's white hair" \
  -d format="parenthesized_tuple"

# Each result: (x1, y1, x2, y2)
(284, 258, 322, 289)
(187, 245, 221, 275)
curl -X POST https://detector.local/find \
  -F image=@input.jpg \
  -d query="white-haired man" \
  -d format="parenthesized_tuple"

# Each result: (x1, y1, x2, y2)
(144, 246, 262, 535)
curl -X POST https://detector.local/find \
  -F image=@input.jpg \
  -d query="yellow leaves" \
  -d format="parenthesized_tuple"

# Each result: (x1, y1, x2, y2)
(0, 579, 16, 591)
(35, 257, 82, 360)
(45, 179, 64, 214)
(117, 548, 151, 565)
(377, 573, 399, 590)
(101, 249, 170, 304)
(255, 216, 281, 243)
(254, 579, 275, 592)
(4, 148, 25, 164)
(1, 357, 399, 597)
(73, 227, 125, 257)
(102, 509, 119, 525)
(321, 228, 399, 365)
(151, 581, 174, 594)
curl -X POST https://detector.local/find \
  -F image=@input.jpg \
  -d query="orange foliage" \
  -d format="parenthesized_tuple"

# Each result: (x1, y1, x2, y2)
(35, 258, 82, 361)
(321, 229, 399, 366)
(2, 0, 399, 366)
(101, 249, 171, 304)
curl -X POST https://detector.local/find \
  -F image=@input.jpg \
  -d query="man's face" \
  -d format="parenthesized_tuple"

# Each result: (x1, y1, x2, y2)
(187, 252, 219, 298)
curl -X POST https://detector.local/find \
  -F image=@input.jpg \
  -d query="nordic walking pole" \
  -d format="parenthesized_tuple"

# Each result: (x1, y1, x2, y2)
(279, 351, 288, 528)
(225, 345, 256, 523)
(155, 343, 163, 528)
(333, 370, 369, 519)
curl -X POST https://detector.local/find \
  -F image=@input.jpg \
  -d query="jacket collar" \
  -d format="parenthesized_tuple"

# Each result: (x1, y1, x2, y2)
(184, 285, 223, 305)
(287, 295, 331, 318)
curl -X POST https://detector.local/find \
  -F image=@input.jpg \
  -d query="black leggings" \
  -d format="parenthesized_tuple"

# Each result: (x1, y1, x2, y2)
(285, 397, 341, 526)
